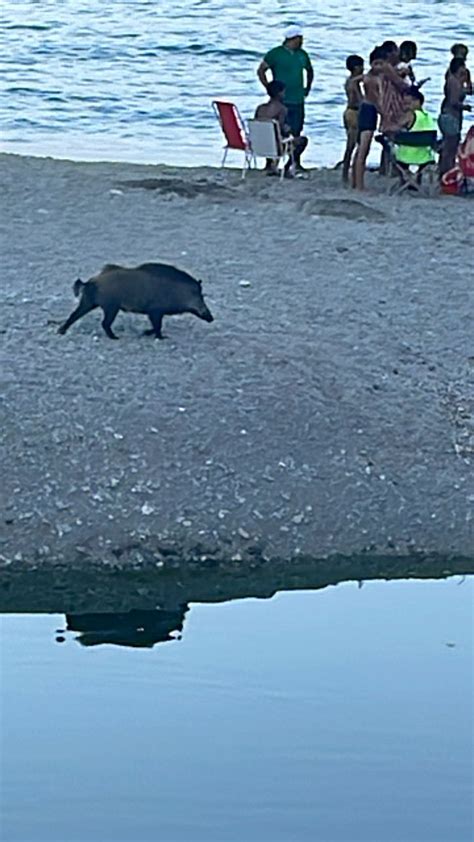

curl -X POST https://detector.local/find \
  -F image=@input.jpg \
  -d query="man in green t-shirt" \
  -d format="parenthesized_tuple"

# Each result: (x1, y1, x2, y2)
(257, 25, 313, 150)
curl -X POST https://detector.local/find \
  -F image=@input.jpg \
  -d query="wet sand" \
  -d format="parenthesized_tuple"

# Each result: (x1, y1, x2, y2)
(0, 153, 473, 581)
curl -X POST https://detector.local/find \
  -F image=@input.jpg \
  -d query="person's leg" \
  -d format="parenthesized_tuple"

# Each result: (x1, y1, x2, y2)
(286, 104, 297, 136)
(354, 130, 373, 190)
(286, 103, 308, 172)
(294, 105, 306, 168)
(415, 162, 430, 185)
(286, 103, 304, 137)
(439, 134, 459, 177)
(379, 145, 389, 176)
(286, 104, 307, 169)
(264, 158, 278, 174)
(342, 127, 358, 183)
(342, 108, 358, 183)
(285, 135, 308, 172)
(351, 144, 359, 188)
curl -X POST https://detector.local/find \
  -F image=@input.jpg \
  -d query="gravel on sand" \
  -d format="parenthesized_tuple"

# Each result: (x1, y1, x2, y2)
(0, 153, 473, 578)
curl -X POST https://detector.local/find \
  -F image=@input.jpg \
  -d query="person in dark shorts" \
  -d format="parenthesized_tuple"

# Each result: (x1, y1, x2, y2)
(439, 57, 472, 176)
(358, 101, 378, 134)
(257, 24, 313, 167)
(352, 47, 385, 190)
(342, 54, 364, 183)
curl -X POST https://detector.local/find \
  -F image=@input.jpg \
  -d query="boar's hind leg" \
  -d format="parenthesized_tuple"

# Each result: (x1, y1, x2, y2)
(145, 310, 165, 339)
(57, 299, 97, 335)
(101, 304, 120, 339)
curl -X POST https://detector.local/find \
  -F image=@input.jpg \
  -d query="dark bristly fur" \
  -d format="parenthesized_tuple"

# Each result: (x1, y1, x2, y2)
(58, 262, 214, 340)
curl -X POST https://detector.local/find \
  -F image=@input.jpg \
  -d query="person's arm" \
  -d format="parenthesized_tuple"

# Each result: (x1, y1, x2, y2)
(383, 62, 409, 92)
(281, 116, 292, 137)
(364, 75, 383, 112)
(398, 109, 415, 130)
(276, 104, 291, 137)
(446, 77, 470, 112)
(465, 68, 473, 96)
(446, 77, 464, 113)
(361, 74, 371, 103)
(347, 75, 364, 104)
(305, 56, 314, 96)
(257, 60, 271, 90)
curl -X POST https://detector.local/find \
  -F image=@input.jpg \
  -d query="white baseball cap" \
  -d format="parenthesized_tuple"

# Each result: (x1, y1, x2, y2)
(284, 25, 303, 39)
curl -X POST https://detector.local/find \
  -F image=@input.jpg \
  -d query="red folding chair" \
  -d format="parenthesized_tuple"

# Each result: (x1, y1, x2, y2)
(441, 126, 474, 195)
(212, 100, 254, 178)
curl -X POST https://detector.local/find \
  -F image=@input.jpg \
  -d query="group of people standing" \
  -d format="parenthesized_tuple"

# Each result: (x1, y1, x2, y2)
(254, 26, 472, 187)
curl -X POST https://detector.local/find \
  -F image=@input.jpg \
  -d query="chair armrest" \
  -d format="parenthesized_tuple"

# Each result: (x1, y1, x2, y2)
(393, 130, 438, 148)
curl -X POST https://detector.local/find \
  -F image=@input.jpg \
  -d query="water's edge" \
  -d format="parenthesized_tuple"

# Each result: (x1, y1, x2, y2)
(1, 553, 473, 613)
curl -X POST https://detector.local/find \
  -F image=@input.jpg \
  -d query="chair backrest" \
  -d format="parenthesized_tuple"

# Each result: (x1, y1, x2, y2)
(393, 130, 438, 149)
(247, 119, 282, 158)
(212, 100, 248, 151)
(458, 125, 474, 178)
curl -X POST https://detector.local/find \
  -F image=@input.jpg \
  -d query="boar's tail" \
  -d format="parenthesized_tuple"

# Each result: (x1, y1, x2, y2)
(72, 278, 98, 306)
(73, 278, 85, 298)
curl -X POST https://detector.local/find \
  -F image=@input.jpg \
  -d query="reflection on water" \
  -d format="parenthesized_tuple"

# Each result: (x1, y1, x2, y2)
(1, 573, 473, 842)
(62, 606, 189, 648)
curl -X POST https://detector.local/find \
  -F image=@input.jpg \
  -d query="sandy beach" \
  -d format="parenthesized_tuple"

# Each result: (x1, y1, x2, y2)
(0, 153, 473, 582)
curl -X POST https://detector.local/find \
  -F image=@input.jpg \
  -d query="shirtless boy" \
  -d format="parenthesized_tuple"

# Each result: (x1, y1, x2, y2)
(439, 57, 472, 175)
(449, 44, 472, 95)
(352, 47, 385, 190)
(397, 41, 417, 84)
(397, 41, 430, 89)
(255, 80, 308, 176)
(342, 54, 364, 183)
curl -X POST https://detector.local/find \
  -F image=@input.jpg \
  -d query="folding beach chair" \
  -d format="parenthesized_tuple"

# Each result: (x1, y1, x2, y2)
(212, 100, 254, 177)
(378, 130, 439, 197)
(247, 119, 294, 181)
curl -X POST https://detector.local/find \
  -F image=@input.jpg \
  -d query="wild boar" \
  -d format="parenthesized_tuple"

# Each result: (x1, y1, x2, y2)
(57, 262, 214, 340)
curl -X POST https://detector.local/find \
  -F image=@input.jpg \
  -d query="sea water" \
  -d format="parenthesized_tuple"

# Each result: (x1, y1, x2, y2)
(0, 0, 473, 167)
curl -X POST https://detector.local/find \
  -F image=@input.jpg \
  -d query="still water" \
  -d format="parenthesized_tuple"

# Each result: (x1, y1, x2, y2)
(0, 0, 473, 167)
(1, 577, 473, 842)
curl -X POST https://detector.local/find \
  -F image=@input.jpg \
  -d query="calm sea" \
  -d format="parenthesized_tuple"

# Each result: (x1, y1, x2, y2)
(0, 1, 473, 166)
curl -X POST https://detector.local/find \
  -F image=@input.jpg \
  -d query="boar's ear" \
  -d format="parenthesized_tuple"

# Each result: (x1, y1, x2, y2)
(198, 279, 203, 288)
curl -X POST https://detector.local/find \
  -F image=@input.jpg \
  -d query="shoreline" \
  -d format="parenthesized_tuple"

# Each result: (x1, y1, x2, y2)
(1, 153, 473, 583)
(1, 554, 472, 614)
(0, 148, 342, 176)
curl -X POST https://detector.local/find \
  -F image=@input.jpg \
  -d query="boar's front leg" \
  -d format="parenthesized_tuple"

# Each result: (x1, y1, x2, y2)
(101, 303, 120, 339)
(145, 309, 166, 339)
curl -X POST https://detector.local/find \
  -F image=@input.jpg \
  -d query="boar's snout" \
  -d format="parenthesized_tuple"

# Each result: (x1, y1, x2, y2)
(200, 305, 214, 323)
(193, 279, 214, 323)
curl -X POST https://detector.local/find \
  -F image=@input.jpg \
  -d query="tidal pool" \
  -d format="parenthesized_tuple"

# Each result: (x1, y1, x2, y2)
(1, 576, 472, 842)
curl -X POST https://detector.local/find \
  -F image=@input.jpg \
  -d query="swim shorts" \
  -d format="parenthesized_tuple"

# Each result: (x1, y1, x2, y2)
(285, 103, 305, 136)
(438, 112, 461, 138)
(358, 102, 378, 135)
(343, 106, 359, 133)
